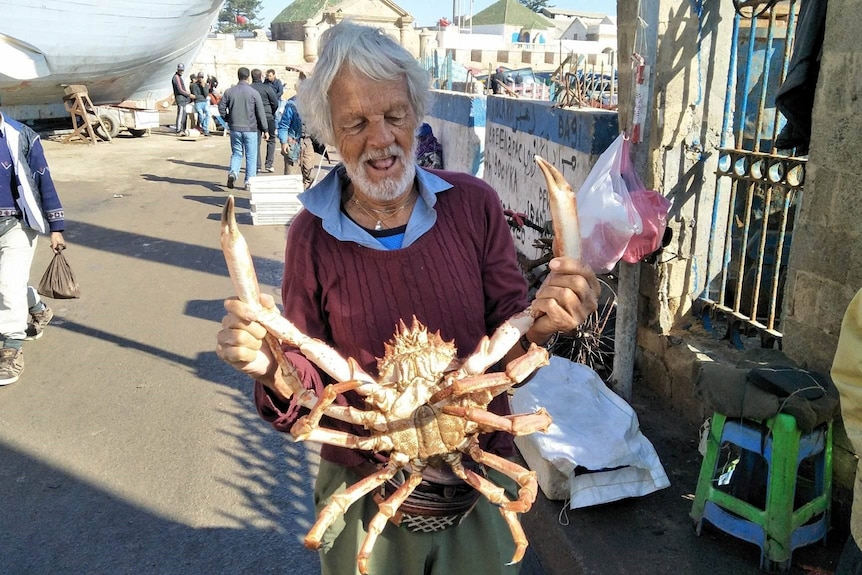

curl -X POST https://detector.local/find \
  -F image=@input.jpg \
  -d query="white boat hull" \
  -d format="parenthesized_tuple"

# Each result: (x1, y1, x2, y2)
(0, 0, 222, 120)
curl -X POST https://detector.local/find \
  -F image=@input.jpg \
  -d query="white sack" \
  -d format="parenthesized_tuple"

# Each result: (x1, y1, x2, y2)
(512, 356, 670, 509)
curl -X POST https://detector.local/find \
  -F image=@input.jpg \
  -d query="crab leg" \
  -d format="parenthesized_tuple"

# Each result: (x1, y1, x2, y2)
(466, 442, 539, 514)
(534, 155, 581, 260)
(305, 458, 404, 552)
(442, 406, 552, 435)
(358, 467, 425, 575)
(457, 156, 582, 376)
(291, 380, 389, 440)
(449, 453, 530, 565)
(221, 196, 391, 401)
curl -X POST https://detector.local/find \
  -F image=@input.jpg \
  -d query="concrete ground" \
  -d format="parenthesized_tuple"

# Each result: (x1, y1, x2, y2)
(0, 120, 846, 574)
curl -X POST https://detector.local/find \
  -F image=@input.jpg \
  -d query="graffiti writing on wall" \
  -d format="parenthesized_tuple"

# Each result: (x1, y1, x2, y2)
(481, 97, 617, 258)
(486, 124, 580, 258)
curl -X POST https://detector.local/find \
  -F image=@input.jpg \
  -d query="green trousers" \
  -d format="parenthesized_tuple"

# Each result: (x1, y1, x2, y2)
(315, 459, 524, 575)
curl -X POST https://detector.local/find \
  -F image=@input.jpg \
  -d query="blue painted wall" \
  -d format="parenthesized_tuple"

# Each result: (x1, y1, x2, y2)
(426, 90, 619, 257)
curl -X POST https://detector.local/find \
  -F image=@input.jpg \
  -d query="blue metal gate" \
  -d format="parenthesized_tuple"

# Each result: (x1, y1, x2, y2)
(698, 0, 807, 348)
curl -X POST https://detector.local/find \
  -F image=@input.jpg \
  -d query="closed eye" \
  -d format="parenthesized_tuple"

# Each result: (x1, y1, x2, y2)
(387, 112, 407, 125)
(342, 121, 366, 135)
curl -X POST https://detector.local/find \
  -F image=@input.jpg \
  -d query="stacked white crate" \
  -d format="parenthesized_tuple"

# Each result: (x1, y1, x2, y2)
(247, 175, 304, 226)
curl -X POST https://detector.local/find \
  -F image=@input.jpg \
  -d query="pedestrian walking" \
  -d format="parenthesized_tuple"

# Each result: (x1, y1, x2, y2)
(0, 108, 66, 385)
(217, 67, 268, 190)
(265, 68, 285, 123)
(190, 72, 211, 136)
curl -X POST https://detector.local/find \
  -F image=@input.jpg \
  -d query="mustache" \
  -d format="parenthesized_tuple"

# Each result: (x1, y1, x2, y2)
(360, 145, 405, 162)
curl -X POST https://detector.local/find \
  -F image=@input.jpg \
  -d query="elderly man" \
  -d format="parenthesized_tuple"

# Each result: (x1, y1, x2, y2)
(216, 21, 598, 575)
(218, 67, 269, 190)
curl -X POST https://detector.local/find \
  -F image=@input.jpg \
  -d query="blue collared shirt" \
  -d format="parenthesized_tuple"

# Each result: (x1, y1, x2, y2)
(297, 166, 453, 250)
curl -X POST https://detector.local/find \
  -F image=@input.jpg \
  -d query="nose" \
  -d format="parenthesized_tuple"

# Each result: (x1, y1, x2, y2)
(365, 116, 396, 150)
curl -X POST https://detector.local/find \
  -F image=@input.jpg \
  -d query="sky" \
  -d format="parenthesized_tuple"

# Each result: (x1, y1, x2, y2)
(258, 0, 617, 30)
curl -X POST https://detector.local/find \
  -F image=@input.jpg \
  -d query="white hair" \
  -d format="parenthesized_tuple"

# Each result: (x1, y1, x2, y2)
(296, 20, 431, 145)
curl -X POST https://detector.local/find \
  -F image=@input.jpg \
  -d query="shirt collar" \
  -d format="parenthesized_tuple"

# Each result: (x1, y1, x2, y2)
(298, 165, 452, 249)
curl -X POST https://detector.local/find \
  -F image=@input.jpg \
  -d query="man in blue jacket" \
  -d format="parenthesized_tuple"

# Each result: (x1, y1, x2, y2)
(276, 98, 307, 183)
(0, 109, 66, 385)
(218, 67, 269, 190)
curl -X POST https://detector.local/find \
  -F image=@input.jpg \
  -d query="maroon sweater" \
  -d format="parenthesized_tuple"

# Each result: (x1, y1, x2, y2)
(255, 169, 530, 467)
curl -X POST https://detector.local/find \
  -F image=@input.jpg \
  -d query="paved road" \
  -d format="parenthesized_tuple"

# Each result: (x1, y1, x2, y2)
(0, 128, 321, 575)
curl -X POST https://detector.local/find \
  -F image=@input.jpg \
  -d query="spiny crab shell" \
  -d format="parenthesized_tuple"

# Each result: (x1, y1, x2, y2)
(378, 318, 458, 391)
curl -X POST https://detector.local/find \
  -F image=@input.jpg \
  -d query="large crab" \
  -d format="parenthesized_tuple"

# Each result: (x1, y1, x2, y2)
(219, 155, 579, 574)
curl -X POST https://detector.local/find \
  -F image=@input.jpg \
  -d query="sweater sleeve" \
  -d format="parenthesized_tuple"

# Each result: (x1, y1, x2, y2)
(254, 210, 338, 431)
(28, 134, 64, 232)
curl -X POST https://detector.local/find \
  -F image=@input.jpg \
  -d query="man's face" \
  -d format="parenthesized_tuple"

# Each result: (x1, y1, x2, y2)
(266, 71, 275, 82)
(329, 68, 418, 202)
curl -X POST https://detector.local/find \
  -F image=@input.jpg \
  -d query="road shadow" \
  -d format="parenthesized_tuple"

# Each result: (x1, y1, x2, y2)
(0, 398, 321, 575)
(62, 219, 285, 288)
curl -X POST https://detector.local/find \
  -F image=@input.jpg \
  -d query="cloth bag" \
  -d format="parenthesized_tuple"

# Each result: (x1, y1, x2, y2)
(38, 248, 80, 299)
(512, 356, 670, 508)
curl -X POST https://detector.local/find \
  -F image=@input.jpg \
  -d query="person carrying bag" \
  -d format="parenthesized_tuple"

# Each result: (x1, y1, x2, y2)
(0, 108, 68, 386)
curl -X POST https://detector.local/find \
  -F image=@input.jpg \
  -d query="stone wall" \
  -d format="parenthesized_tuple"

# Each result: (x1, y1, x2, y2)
(622, 0, 860, 513)
(192, 33, 306, 96)
(781, 0, 862, 374)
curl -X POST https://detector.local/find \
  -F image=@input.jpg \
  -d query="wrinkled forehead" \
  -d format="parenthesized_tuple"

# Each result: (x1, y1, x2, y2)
(330, 69, 411, 113)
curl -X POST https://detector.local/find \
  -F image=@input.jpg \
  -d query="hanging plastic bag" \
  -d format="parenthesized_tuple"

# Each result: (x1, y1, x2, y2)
(37, 247, 80, 299)
(577, 133, 642, 272)
(619, 137, 673, 263)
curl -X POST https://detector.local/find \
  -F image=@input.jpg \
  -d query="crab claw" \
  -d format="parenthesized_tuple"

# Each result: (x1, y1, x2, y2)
(534, 155, 581, 261)
(221, 195, 265, 309)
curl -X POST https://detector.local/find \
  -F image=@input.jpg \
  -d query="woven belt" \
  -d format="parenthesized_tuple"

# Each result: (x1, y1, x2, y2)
(374, 463, 485, 533)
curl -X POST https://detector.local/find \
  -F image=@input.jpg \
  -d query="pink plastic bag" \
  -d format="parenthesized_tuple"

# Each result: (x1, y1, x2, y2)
(619, 137, 672, 263)
(577, 134, 642, 273)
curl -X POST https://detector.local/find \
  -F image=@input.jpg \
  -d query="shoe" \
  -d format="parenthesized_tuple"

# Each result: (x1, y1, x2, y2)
(265, 166, 275, 173)
(203, 133, 211, 137)
(227, 172, 236, 189)
(0, 347, 23, 386)
(24, 306, 53, 341)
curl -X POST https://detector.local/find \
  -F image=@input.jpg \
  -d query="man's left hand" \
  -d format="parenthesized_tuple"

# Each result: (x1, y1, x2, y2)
(527, 257, 600, 344)
(49, 231, 65, 253)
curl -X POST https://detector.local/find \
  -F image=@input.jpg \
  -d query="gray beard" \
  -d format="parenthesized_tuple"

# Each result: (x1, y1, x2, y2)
(343, 141, 417, 202)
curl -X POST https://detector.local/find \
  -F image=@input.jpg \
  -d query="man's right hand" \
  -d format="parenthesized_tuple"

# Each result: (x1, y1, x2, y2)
(216, 294, 277, 383)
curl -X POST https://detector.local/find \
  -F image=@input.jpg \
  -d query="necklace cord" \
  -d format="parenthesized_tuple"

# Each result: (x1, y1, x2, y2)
(350, 191, 414, 230)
